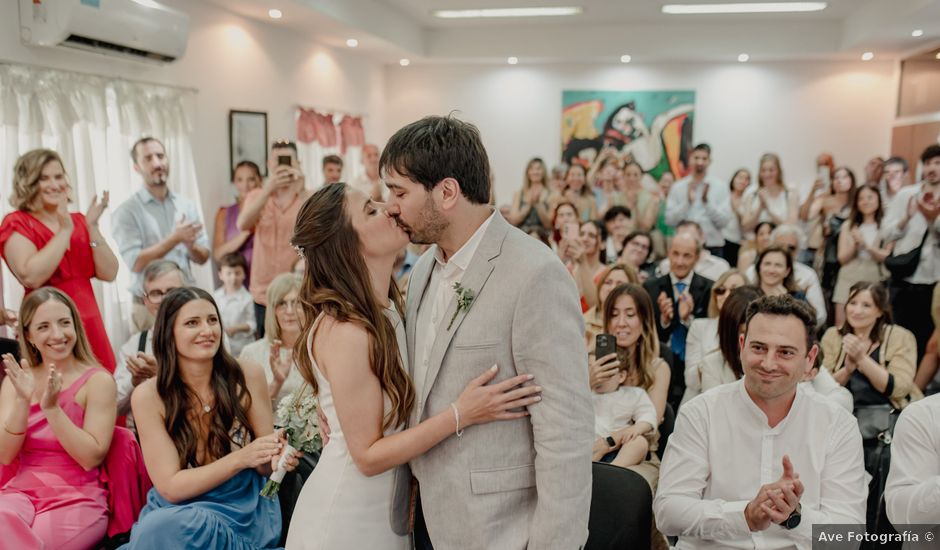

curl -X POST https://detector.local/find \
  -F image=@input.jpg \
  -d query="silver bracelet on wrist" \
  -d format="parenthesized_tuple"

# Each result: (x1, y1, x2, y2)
(450, 402, 464, 438)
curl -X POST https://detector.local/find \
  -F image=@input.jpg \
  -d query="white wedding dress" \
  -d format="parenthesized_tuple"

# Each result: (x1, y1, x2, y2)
(285, 308, 409, 550)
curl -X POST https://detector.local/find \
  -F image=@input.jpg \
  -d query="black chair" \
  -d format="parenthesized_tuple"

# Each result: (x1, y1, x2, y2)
(657, 403, 676, 461)
(278, 451, 320, 545)
(585, 462, 652, 550)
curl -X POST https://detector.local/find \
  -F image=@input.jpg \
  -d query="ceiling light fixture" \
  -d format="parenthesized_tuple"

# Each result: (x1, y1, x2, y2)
(346, 38, 359, 48)
(912, 29, 924, 37)
(507, 56, 519, 65)
(268, 8, 282, 19)
(861, 51, 874, 61)
(662, 2, 827, 15)
(620, 54, 632, 63)
(434, 7, 583, 19)
(399, 58, 410, 66)
(934, 52, 940, 59)
(738, 53, 749, 62)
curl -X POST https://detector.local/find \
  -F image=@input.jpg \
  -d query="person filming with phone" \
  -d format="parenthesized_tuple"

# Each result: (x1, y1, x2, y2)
(237, 139, 311, 338)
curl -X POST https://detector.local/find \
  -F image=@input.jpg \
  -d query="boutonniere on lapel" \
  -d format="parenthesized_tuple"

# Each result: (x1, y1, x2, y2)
(448, 282, 475, 330)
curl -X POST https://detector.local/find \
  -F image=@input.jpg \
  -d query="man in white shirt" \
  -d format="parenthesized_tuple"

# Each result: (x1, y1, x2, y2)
(744, 224, 827, 327)
(882, 144, 940, 359)
(658, 220, 731, 281)
(885, 393, 940, 525)
(654, 295, 867, 549)
(114, 260, 184, 419)
(665, 143, 732, 256)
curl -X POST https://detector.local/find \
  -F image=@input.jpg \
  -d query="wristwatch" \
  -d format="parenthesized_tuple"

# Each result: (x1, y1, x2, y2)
(605, 436, 617, 447)
(779, 505, 802, 530)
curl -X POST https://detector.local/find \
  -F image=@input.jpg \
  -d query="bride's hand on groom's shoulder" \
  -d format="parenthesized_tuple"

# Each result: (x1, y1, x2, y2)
(454, 365, 543, 427)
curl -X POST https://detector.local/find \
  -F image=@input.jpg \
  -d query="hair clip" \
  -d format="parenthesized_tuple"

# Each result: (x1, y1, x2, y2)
(292, 244, 305, 260)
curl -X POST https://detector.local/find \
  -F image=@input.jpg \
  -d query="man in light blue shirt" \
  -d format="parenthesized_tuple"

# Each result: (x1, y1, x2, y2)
(665, 143, 732, 257)
(112, 137, 209, 330)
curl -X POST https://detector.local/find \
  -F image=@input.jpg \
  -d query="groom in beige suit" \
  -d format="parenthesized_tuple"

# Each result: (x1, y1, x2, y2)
(382, 115, 594, 549)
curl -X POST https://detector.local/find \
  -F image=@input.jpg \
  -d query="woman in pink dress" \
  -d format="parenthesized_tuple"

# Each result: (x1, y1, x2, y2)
(0, 149, 120, 373)
(0, 287, 118, 549)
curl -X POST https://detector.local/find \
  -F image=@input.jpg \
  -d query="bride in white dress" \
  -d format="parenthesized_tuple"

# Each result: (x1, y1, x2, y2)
(284, 184, 542, 549)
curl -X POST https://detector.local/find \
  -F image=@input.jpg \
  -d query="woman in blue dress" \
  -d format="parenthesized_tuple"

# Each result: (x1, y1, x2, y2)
(121, 287, 299, 550)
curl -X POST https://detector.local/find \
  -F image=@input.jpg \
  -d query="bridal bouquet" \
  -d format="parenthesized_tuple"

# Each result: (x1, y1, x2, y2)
(260, 384, 323, 497)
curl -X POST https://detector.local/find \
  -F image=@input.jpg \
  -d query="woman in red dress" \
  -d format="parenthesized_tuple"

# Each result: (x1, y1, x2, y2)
(0, 149, 119, 372)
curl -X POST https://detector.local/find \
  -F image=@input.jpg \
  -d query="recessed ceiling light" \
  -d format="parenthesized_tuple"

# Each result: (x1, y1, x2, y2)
(934, 52, 940, 59)
(663, 2, 827, 15)
(399, 58, 410, 66)
(346, 38, 359, 48)
(434, 7, 583, 19)
(861, 51, 874, 61)
(268, 8, 282, 19)
(738, 53, 750, 62)
(620, 54, 632, 63)
(507, 56, 519, 65)
(912, 29, 924, 37)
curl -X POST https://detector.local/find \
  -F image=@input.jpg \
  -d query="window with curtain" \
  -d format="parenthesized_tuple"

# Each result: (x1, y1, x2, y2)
(0, 62, 205, 350)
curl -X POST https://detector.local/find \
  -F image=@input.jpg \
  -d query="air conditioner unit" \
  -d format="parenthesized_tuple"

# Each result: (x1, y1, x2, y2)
(18, 0, 190, 63)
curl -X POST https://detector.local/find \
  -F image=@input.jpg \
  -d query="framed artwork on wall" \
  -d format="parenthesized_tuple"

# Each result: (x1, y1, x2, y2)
(229, 110, 268, 179)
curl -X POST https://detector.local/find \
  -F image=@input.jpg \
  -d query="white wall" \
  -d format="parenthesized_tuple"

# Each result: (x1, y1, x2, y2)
(383, 61, 899, 205)
(0, 0, 386, 221)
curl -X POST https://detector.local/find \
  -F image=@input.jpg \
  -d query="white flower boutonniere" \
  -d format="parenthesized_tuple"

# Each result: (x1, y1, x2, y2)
(448, 282, 475, 330)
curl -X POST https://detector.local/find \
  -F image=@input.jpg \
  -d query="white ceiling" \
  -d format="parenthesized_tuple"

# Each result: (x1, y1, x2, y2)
(204, 0, 940, 64)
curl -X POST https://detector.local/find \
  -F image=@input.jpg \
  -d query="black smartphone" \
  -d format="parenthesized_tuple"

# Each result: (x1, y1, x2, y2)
(595, 333, 617, 359)
(278, 155, 292, 167)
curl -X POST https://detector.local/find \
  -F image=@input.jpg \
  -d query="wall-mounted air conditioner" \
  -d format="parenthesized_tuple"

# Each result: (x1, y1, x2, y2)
(18, 0, 190, 63)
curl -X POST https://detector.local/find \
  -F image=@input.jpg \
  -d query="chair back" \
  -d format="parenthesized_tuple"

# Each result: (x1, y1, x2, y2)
(585, 462, 652, 550)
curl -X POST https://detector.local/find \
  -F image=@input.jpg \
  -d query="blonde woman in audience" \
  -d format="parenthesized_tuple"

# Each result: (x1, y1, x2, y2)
(558, 164, 597, 222)
(833, 183, 891, 327)
(0, 149, 119, 373)
(735, 220, 774, 271)
(723, 168, 751, 267)
(508, 157, 551, 232)
(239, 272, 304, 417)
(740, 153, 798, 233)
(0, 288, 116, 550)
(589, 151, 622, 216)
(584, 264, 639, 347)
(681, 269, 747, 404)
(122, 287, 296, 549)
(620, 161, 660, 232)
(588, 283, 670, 489)
(212, 160, 261, 283)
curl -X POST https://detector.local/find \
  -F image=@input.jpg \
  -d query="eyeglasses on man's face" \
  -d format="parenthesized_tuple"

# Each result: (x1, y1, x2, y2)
(145, 287, 179, 304)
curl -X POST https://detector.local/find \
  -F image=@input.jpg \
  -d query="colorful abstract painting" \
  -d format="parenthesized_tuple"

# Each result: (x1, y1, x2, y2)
(561, 90, 695, 180)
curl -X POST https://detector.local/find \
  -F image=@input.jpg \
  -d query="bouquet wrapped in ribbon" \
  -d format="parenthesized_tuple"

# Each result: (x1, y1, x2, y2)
(260, 384, 323, 497)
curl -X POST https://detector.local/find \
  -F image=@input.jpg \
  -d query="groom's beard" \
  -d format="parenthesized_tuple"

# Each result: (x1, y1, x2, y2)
(395, 202, 447, 245)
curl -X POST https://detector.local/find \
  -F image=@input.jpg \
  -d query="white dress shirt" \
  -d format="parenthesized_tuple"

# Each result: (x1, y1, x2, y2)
(885, 393, 940, 525)
(213, 286, 256, 356)
(654, 380, 867, 550)
(665, 176, 732, 248)
(413, 212, 495, 398)
(745, 262, 827, 327)
(115, 330, 154, 406)
(659, 252, 729, 284)
(882, 182, 940, 284)
(682, 317, 719, 404)
(593, 386, 658, 439)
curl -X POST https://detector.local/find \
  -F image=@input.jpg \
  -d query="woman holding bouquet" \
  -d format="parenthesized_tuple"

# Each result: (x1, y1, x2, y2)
(284, 184, 542, 549)
(119, 287, 299, 550)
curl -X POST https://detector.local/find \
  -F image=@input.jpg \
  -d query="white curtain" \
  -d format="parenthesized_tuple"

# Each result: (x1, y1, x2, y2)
(294, 109, 364, 190)
(0, 62, 203, 349)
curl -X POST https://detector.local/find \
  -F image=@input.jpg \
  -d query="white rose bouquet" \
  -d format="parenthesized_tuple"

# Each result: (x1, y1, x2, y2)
(260, 384, 323, 497)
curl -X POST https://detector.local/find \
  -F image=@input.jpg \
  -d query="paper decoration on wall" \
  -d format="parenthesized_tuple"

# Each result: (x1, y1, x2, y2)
(562, 90, 695, 180)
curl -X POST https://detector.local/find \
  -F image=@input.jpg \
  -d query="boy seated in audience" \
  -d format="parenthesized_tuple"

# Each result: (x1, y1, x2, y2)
(213, 252, 255, 356)
(322, 154, 344, 185)
(591, 356, 658, 469)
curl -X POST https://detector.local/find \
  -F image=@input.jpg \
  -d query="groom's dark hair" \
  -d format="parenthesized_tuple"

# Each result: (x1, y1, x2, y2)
(379, 114, 491, 204)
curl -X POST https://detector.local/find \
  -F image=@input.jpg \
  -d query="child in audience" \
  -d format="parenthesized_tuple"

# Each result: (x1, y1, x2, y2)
(591, 357, 658, 469)
(212, 253, 255, 356)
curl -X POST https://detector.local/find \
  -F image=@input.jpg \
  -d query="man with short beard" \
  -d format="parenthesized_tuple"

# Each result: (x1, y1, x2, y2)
(113, 137, 209, 331)
(654, 295, 866, 549)
(383, 115, 593, 550)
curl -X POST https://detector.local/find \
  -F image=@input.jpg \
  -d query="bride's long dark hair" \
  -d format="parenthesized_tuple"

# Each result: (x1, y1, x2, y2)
(291, 183, 414, 430)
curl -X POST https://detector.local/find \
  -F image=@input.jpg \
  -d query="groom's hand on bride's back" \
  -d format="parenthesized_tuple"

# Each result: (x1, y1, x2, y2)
(455, 365, 543, 427)
(317, 405, 331, 446)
